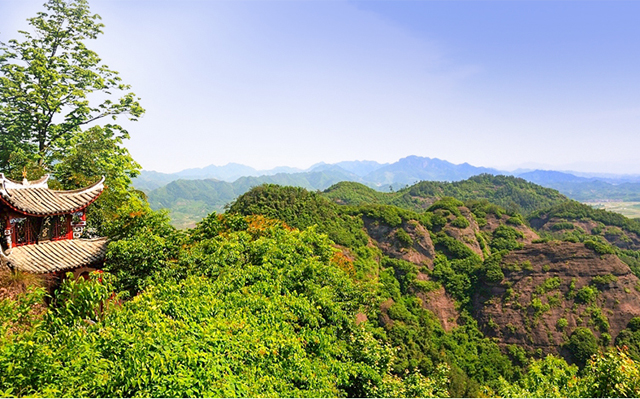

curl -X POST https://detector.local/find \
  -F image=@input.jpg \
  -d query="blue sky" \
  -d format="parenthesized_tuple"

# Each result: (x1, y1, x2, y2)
(1, 0, 639, 174)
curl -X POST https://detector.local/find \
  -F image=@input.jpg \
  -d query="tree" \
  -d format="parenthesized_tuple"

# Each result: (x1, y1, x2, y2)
(0, 0, 144, 180)
(565, 327, 599, 368)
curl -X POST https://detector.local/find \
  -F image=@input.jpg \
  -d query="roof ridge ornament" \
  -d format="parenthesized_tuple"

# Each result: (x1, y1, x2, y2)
(0, 173, 51, 190)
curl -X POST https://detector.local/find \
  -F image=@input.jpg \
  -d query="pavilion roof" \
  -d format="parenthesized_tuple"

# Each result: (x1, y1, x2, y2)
(0, 237, 108, 274)
(0, 174, 104, 216)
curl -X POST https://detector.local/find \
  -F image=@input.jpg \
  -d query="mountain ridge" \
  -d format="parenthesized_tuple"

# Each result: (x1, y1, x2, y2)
(138, 156, 640, 228)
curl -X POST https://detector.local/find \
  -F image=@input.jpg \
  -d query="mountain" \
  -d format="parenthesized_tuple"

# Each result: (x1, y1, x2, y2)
(363, 156, 502, 185)
(517, 170, 591, 184)
(334, 160, 387, 176)
(517, 170, 640, 202)
(138, 158, 640, 228)
(324, 174, 567, 214)
(226, 183, 640, 394)
(134, 157, 496, 193)
(134, 170, 182, 192)
(11, 172, 640, 397)
(174, 163, 259, 181)
(147, 168, 366, 228)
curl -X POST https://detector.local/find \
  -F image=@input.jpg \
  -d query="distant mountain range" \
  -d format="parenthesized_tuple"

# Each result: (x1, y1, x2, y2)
(135, 156, 499, 192)
(135, 156, 640, 228)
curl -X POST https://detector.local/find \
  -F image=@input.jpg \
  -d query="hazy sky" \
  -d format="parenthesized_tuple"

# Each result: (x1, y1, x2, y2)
(1, 0, 639, 174)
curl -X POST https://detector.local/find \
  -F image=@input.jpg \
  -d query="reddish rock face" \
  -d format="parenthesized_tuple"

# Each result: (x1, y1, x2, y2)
(416, 286, 459, 332)
(442, 207, 484, 259)
(531, 216, 640, 251)
(362, 216, 436, 268)
(482, 213, 539, 244)
(474, 241, 640, 357)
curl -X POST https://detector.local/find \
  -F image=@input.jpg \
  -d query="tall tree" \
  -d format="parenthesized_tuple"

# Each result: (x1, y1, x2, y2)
(0, 0, 144, 181)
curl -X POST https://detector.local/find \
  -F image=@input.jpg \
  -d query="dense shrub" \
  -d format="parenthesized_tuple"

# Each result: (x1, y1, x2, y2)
(575, 286, 599, 304)
(396, 228, 414, 248)
(0, 220, 450, 397)
(584, 239, 616, 255)
(451, 216, 470, 229)
(565, 327, 599, 368)
(427, 197, 464, 217)
(551, 221, 575, 231)
(482, 253, 505, 283)
(490, 225, 524, 252)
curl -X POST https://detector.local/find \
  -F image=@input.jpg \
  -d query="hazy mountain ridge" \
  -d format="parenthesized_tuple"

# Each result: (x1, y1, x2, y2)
(148, 168, 373, 228)
(140, 156, 640, 228)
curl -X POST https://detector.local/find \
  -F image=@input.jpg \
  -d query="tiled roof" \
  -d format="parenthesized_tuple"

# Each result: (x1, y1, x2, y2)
(0, 238, 108, 274)
(0, 174, 104, 216)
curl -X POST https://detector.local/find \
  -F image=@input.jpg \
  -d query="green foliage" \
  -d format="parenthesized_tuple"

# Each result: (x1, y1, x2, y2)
(370, 365, 450, 398)
(433, 232, 481, 261)
(324, 175, 565, 217)
(575, 286, 599, 304)
(584, 239, 617, 255)
(505, 214, 524, 226)
(535, 277, 561, 295)
(228, 184, 368, 248)
(619, 250, 640, 278)
(382, 257, 418, 295)
(564, 327, 598, 368)
(357, 204, 417, 228)
(0, 285, 47, 337)
(467, 199, 505, 220)
(556, 318, 568, 331)
(404, 175, 566, 215)
(104, 198, 183, 295)
(551, 221, 575, 231)
(0, 0, 143, 180)
(1, 218, 449, 397)
(498, 355, 580, 398)
(396, 227, 413, 248)
(490, 225, 524, 252)
(482, 253, 505, 283)
(614, 317, 640, 362)
(592, 222, 605, 235)
(589, 306, 610, 332)
(47, 126, 142, 235)
(431, 255, 477, 306)
(48, 272, 122, 330)
(498, 348, 640, 398)
(427, 197, 464, 217)
(533, 200, 640, 237)
(583, 348, 640, 397)
(321, 181, 388, 206)
(451, 216, 470, 229)
(629, 317, 640, 332)
(591, 273, 618, 286)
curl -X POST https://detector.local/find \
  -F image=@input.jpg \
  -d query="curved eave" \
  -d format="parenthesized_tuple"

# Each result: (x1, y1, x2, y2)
(0, 177, 105, 217)
(2, 237, 109, 274)
(0, 194, 101, 216)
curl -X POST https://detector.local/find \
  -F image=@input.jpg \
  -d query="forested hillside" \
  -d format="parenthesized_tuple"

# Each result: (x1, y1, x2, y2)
(150, 174, 569, 228)
(147, 169, 368, 227)
(225, 183, 640, 396)
(3, 0, 640, 397)
(141, 158, 640, 228)
(324, 174, 567, 214)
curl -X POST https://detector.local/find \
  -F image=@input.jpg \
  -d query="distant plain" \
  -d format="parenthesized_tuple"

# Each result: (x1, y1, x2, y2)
(588, 201, 640, 219)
